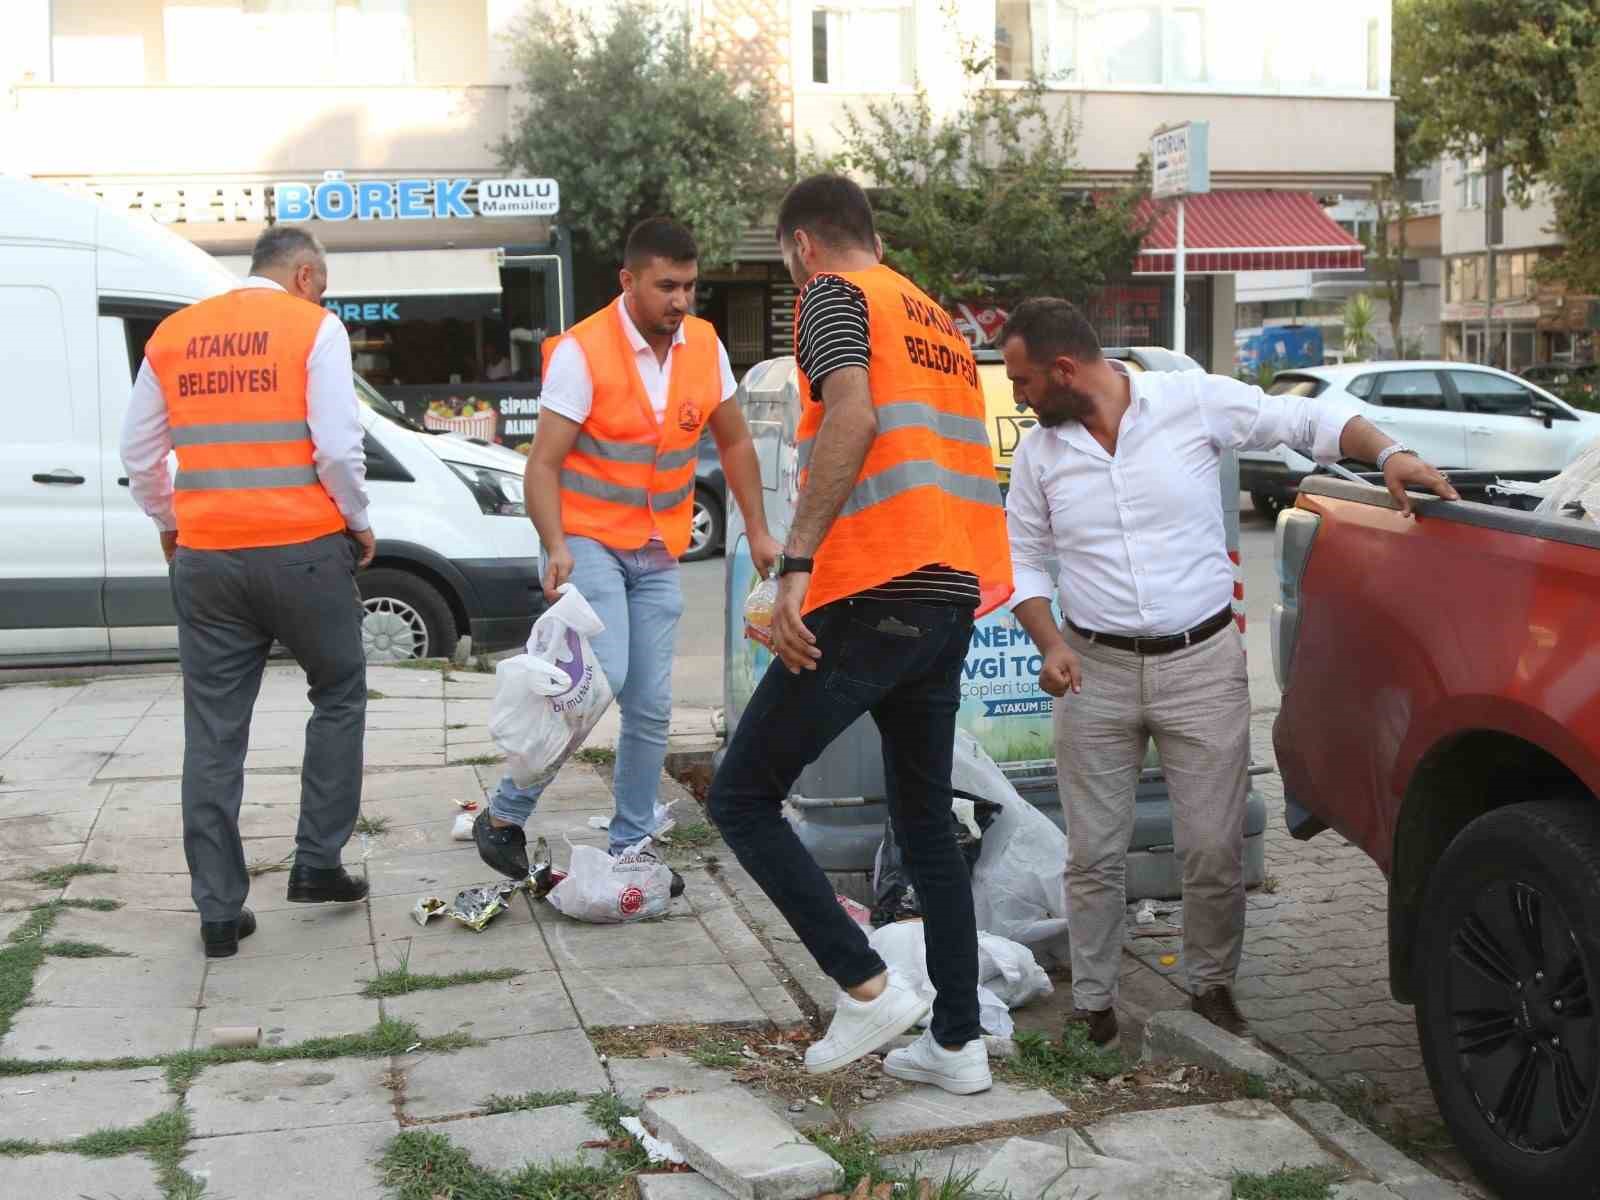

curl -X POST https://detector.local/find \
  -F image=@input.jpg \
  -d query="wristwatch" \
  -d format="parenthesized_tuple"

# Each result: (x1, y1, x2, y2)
(775, 553, 814, 577)
(1376, 443, 1417, 471)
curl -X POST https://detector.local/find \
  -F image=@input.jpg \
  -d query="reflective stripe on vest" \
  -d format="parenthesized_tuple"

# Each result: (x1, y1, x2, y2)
(170, 420, 312, 447)
(574, 432, 656, 464)
(840, 460, 1002, 518)
(174, 465, 321, 491)
(559, 469, 649, 508)
(797, 400, 989, 472)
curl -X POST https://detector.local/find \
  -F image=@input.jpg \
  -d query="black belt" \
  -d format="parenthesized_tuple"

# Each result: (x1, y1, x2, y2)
(1067, 606, 1234, 657)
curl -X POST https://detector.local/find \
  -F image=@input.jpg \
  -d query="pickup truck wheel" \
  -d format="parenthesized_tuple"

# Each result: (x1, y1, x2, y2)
(1250, 491, 1286, 519)
(1415, 800, 1600, 1195)
(356, 568, 458, 664)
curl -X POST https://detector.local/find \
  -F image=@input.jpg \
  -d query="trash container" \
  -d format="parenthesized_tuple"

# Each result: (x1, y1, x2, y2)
(720, 356, 1266, 901)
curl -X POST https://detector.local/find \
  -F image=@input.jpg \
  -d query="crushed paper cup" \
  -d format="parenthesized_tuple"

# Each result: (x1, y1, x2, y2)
(451, 812, 475, 841)
(412, 896, 447, 927)
(620, 1116, 685, 1166)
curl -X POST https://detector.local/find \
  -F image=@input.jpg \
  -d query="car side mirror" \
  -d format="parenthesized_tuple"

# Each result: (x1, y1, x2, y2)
(1531, 400, 1557, 429)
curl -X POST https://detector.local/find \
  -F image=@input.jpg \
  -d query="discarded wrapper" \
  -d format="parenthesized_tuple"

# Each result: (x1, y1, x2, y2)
(528, 835, 566, 899)
(454, 798, 479, 811)
(412, 896, 447, 927)
(451, 812, 475, 841)
(620, 1115, 685, 1166)
(448, 880, 525, 931)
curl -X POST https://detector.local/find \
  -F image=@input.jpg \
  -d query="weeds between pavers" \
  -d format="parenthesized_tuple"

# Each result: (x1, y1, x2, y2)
(575, 747, 616, 767)
(362, 951, 524, 999)
(17, 862, 116, 888)
(42, 941, 129, 958)
(459, 754, 507, 766)
(810, 1128, 982, 1200)
(0, 1104, 205, 1199)
(660, 821, 717, 851)
(1000, 1029, 1124, 1093)
(1231, 1163, 1345, 1200)
(354, 813, 393, 836)
(482, 1088, 581, 1115)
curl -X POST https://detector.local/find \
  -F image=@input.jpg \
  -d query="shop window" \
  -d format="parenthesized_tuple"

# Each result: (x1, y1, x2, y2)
(810, 2, 915, 88)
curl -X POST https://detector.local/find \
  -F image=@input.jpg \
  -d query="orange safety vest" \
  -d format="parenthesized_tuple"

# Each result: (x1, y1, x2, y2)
(795, 265, 1013, 616)
(554, 299, 719, 556)
(145, 288, 346, 551)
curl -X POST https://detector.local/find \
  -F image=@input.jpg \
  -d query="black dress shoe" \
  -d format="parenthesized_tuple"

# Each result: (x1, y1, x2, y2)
(285, 864, 369, 904)
(200, 907, 257, 959)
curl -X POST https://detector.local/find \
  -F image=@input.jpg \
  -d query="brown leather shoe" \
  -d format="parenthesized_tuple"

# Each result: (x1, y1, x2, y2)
(1064, 1005, 1120, 1049)
(1192, 985, 1249, 1037)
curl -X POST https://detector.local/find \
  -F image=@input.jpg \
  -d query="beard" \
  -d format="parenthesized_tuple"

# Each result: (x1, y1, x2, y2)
(1032, 382, 1095, 428)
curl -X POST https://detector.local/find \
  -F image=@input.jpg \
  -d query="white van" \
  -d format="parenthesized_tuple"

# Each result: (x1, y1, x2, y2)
(0, 175, 544, 666)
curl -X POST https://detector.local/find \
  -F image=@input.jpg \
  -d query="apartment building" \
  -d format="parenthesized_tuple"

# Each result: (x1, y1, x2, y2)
(2, 0, 1394, 398)
(1438, 159, 1598, 371)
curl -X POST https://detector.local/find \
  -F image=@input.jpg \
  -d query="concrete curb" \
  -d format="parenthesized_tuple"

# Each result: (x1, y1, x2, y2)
(1289, 1101, 1471, 1199)
(1141, 1009, 1325, 1097)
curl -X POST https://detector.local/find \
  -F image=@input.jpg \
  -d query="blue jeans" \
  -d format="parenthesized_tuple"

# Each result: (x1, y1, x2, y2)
(490, 535, 683, 854)
(708, 597, 982, 1047)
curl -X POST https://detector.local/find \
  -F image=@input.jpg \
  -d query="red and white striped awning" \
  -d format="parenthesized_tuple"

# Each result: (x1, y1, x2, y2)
(1134, 190, 1366, 275)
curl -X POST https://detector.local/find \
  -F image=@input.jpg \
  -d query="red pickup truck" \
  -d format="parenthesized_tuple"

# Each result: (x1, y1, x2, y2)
(1272, 475, 1600, 1197)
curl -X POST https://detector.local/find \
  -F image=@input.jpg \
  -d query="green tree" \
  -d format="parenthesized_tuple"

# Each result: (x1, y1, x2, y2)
(1547, 71, 1600, 293)
(1343, 294, 1379, 362)
(497, 0, 789, 271)
(1398, 0, 1600, 199)
(814, 80, 1147, 307)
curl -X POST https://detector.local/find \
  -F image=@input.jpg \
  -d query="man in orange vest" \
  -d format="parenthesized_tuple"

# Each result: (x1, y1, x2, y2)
(474, 217, 780, 887)
(121, 226, 373, 958)
(708, 175, 1013, 1093)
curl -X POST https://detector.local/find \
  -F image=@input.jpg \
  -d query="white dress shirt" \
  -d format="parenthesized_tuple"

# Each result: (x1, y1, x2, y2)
(121, 276, 371, 533)
(540, 296, 738, 425)
(1007, 361, 1360, 636)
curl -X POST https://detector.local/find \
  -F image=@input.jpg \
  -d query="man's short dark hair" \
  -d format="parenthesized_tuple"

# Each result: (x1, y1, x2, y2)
(777, 173, 877, 250)
(624, 217, 698, 270)
(999, 297, 1103, 364)
(250, 225, 324, 275)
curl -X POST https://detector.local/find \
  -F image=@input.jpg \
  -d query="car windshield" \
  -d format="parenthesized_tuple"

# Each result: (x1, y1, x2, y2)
(355, 375, 425, 433)
(1267, 376, 1327, 398)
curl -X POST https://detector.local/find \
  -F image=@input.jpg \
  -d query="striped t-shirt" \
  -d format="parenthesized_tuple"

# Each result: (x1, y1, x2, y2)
(795, 273, 980, 608)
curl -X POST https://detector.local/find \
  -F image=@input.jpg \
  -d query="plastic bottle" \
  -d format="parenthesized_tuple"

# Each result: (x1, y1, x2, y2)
(743, 570, 778, 635)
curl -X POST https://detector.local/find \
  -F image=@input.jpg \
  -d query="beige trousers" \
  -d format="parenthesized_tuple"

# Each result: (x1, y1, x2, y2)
(1055, 622, 1251, 1010)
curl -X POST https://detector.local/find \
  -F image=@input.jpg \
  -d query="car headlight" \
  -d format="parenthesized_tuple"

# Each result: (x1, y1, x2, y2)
(446, 462, 526, 517)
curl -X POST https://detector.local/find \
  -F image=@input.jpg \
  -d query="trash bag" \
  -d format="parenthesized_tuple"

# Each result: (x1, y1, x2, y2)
(489, 585, 614, 790)
(546, 837, 673, 924)
(870, 794, 1001, 928)
(867, 921, 1052, 1039)
(956, 732, 1071, 946)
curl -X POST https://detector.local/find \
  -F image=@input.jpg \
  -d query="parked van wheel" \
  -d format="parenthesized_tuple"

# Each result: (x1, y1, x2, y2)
(1415, 799, 1600, 1197)
(357, 569, 457, 663)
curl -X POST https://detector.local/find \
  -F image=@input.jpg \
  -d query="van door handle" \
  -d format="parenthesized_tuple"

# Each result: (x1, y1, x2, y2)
(32, 470, 86, 485)
(118, 477, 130, 487)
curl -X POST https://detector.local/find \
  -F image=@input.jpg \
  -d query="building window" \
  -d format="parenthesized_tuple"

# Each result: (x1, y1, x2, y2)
(810, 2, 915, 89)
(1455, 161, 1486, 210)
(164, 0, 415, 86)
(998, 1, 1385, 94)
(1494, 251, 1538, 301)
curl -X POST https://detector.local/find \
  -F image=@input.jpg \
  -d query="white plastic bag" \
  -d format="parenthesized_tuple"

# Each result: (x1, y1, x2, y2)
(489, 585, 614, 790)
(957, 732, 1072, 946)
(546, 837, 673, 923)
(866, 921, 1051, 1039)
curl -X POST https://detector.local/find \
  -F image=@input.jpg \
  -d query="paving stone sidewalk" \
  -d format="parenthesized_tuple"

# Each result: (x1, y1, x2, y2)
(0, 669, 1474, 1198)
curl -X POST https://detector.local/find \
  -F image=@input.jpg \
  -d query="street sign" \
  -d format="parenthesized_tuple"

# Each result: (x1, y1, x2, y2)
(1151, 121, 1211, 200)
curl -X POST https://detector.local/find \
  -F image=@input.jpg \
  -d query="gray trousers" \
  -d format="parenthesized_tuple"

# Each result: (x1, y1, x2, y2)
(171, 532, 367, 921)
(1056, 622, 1252, 1010)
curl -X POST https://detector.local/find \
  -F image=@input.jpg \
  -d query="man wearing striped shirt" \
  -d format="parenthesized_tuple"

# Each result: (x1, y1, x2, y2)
(710, 175, 1012, 1096)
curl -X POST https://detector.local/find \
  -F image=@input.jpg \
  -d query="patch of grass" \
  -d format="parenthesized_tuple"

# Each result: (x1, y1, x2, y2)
(381, 1129, 620, 1200)
(56, 897, 123, 912)
(367, 689, 388, 700)
(458, 753, 506, 766)
(163, 1017, 471, 1090)
(1000, 1029, 1124, 1093)
(1239, 1071, 1271, 1100)
(354, 813, 392, 836)
(73, 1107, 189, 1157)
(448, 722, 470, 730)
(1261, 874, 1280, 894)
(0, 1055, 159, 1077)
(662, 821, 717, 850)
(1231, 1164, 1344, 1199)
(583, 1093, 651, 1173)
(43, 941, 129, 958)
(0, 905, 57, 1040)
(688, 1032, 745, 1070)
(392, 657, 451, 672)
(810, 1129, 981, 1200)
(247, 851, 295, 877)
(575, 747, 616, 766)
(18, 862, 116, 888)
(481, 1087, 580, 1115)
(362, 964, 522, 999)
(0, 1137, 46, 1155)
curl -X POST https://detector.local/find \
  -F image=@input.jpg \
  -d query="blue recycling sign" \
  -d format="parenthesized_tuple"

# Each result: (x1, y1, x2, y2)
(274, 176, 559, 222)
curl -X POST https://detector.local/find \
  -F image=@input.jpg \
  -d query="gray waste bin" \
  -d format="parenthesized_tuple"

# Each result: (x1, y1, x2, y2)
(719, 356, 1266, 902)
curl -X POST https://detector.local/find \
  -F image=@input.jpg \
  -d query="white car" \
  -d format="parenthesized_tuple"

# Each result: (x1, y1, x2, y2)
(0, 174, 544, 666)
(1239, 361, 1600, 517)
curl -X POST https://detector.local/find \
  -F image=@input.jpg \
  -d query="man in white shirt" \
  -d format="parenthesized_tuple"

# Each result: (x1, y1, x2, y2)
(473, 218, 780, 891)
(1001, 297, 1456, 1045)
(121, 226, 374, 958)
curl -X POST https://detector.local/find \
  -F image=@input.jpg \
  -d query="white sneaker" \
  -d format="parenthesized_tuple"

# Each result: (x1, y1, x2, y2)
(805, 970, 931, 1075)
(883, 1028, 993, 1095)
